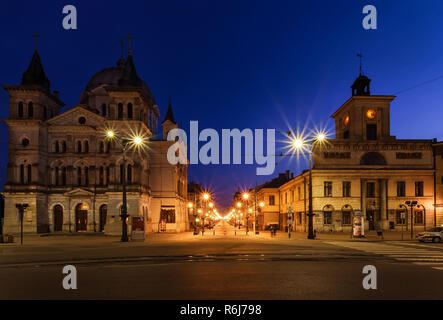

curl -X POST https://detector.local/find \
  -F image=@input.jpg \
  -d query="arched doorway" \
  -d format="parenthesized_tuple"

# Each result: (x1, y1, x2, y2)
(75, 203, 88, 232)
(99, 204, 107, 232)
(53, 205, 63, 232)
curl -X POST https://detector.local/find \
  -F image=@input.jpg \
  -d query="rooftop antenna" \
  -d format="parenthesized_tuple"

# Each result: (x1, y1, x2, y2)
(357, 53, 363, 75)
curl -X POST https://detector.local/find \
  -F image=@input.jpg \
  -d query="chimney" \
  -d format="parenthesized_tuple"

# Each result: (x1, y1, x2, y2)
(286, 170, 290, 179)
(291, 173, 294, 179)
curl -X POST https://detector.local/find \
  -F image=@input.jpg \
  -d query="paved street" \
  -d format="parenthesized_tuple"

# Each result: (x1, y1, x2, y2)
(1, 222, 443, 299)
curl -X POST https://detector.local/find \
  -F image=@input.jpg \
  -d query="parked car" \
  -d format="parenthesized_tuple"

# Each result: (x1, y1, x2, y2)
(416, 227, 443, 243)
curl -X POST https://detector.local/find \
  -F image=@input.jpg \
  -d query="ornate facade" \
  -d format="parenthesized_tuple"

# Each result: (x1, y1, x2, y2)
(1, 44, 188, 235)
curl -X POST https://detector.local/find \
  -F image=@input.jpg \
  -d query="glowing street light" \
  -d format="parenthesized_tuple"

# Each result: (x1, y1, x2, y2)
(290, 130, 329, 240)
(105, 128, 148, 242)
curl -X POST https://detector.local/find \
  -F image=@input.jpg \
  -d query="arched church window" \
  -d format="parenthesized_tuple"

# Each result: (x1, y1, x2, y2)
(107, 141, 111, 153)
(84, 141, 89, 153)
(62, 167, 67, 186)
(84, 167, 89, 186)
(62, 141, 67, 153)
(106, 167, 110, 185)
(77, 141, 82, 153)
(28, 102, 33, 118)
(118, 103, 123, 120)
(55, 167, 59, 185)
(19, 164, 24, 184)
(127, 103, 133, 119)
(99, 166, 104, 185)
(99, 141, 104, 153)
(127, 164, 132, 183)
(18, 102, 24, 118)
(27, 164, 31, 184)
(77, 167, 82, 186)
(101, 103, 107, 117)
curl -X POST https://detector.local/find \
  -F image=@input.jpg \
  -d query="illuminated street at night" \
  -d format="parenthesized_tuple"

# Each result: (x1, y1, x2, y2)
(1, 221, 443, 299)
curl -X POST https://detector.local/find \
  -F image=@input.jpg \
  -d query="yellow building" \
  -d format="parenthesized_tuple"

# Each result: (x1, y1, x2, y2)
(258, 73, 437, 233)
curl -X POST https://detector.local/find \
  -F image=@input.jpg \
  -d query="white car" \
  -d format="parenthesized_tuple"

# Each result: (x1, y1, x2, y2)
(416, 227, 443, 243)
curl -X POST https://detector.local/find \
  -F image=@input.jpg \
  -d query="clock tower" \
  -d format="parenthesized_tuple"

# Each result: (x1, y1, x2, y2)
(331, 73, 396, 142)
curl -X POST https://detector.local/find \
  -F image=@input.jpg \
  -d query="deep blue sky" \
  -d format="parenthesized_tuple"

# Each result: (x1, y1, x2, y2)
(1, 0, 443, 211)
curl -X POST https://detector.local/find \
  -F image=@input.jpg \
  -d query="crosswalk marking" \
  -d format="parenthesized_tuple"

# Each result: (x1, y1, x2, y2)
(327, 241, 443, 271)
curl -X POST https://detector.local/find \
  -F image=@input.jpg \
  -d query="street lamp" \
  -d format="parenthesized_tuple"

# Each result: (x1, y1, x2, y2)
(290, 131, 327, 240)
(405, 200, 418, 239)
(106, 129, 146, 242)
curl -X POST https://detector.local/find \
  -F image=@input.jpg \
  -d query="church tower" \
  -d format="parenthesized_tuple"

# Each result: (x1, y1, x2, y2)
(1, 36, 65, 233)
(161, 98, 178, 139)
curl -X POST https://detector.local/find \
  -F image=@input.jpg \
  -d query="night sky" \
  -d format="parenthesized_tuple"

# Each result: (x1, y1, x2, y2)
(1, 0, 443, 211)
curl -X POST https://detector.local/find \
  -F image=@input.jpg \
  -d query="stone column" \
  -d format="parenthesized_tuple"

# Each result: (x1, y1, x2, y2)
(379, 179, 388, 230)
(361, 179, 367, 231)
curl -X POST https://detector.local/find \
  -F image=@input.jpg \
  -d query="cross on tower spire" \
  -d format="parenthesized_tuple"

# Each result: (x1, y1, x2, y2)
(126, 34, 134, 55)
(120, 39, 124, 58)
(32, 33, 40, 52)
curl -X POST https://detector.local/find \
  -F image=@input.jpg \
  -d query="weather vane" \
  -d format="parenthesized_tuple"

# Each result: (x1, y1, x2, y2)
(357, 53, 363, 75)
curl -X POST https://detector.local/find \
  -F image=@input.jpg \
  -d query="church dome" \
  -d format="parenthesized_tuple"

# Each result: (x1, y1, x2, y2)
(83, 55, 157, 105)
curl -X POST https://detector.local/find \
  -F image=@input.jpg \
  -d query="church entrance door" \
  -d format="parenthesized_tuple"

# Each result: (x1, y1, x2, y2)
(53, 205, 63, 232)
(75, 203, 88, 232)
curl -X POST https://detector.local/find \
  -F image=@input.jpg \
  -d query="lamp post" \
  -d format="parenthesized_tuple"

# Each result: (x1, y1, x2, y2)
(242, 193, 250, 234)
(398, 204, 408, 240)
(291, 132, 327, 240)
(405, 200, 418, 239)
(106, 129, 145, 242)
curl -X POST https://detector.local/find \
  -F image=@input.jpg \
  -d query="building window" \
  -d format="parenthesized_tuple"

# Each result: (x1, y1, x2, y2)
(397, 181, 405, 197)
(62, 141, 67, 153)
(55, 141, 60, 153)
(27, 164, 31, 184)
(127, 164, 132, 183)
(324, 182, 332, 197)
(366, 182, 375, 197)
(84, 141, 89, 153)
(77, 141, 82, 153)
(43, 106, 47, 119)
(18, 102, 24, 118)
(21, 138, 29, 147)
(99, 141, 104, 153)
(298, 212, 302, 224)
(127, 103, 133, 119)
(269, 195, 275, 206)
(77, 167, 82, 186)
(19, 164, 24, 184)
(99, 167, 104, 186)
(55, 167, 59, 185)
(28, 102, 33, 118)
(396, 210, 406, 225)
(415, 210, 424, 224)
(101, 103, 107, 117)
(78, 117, 86, 125)
(324, 211, 332, 225)
(342, 210, 351, 225)
(366, 124, 377, 140)
(343, 130, 349, 139)
(62, 167, 67, 186)
(297, 187, 301, 200)
(343, 181, 351, 197)
(118, 103, 123, 119)
(106, 167, 110, 185)
(84, 167, 89, 186)
(284, 192, 287, 204)
(415, 181, 424, 197)
(160, 208, 176, 223)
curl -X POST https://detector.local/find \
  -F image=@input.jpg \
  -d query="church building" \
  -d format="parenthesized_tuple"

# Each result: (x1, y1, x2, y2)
(1, 40, 188, 235)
